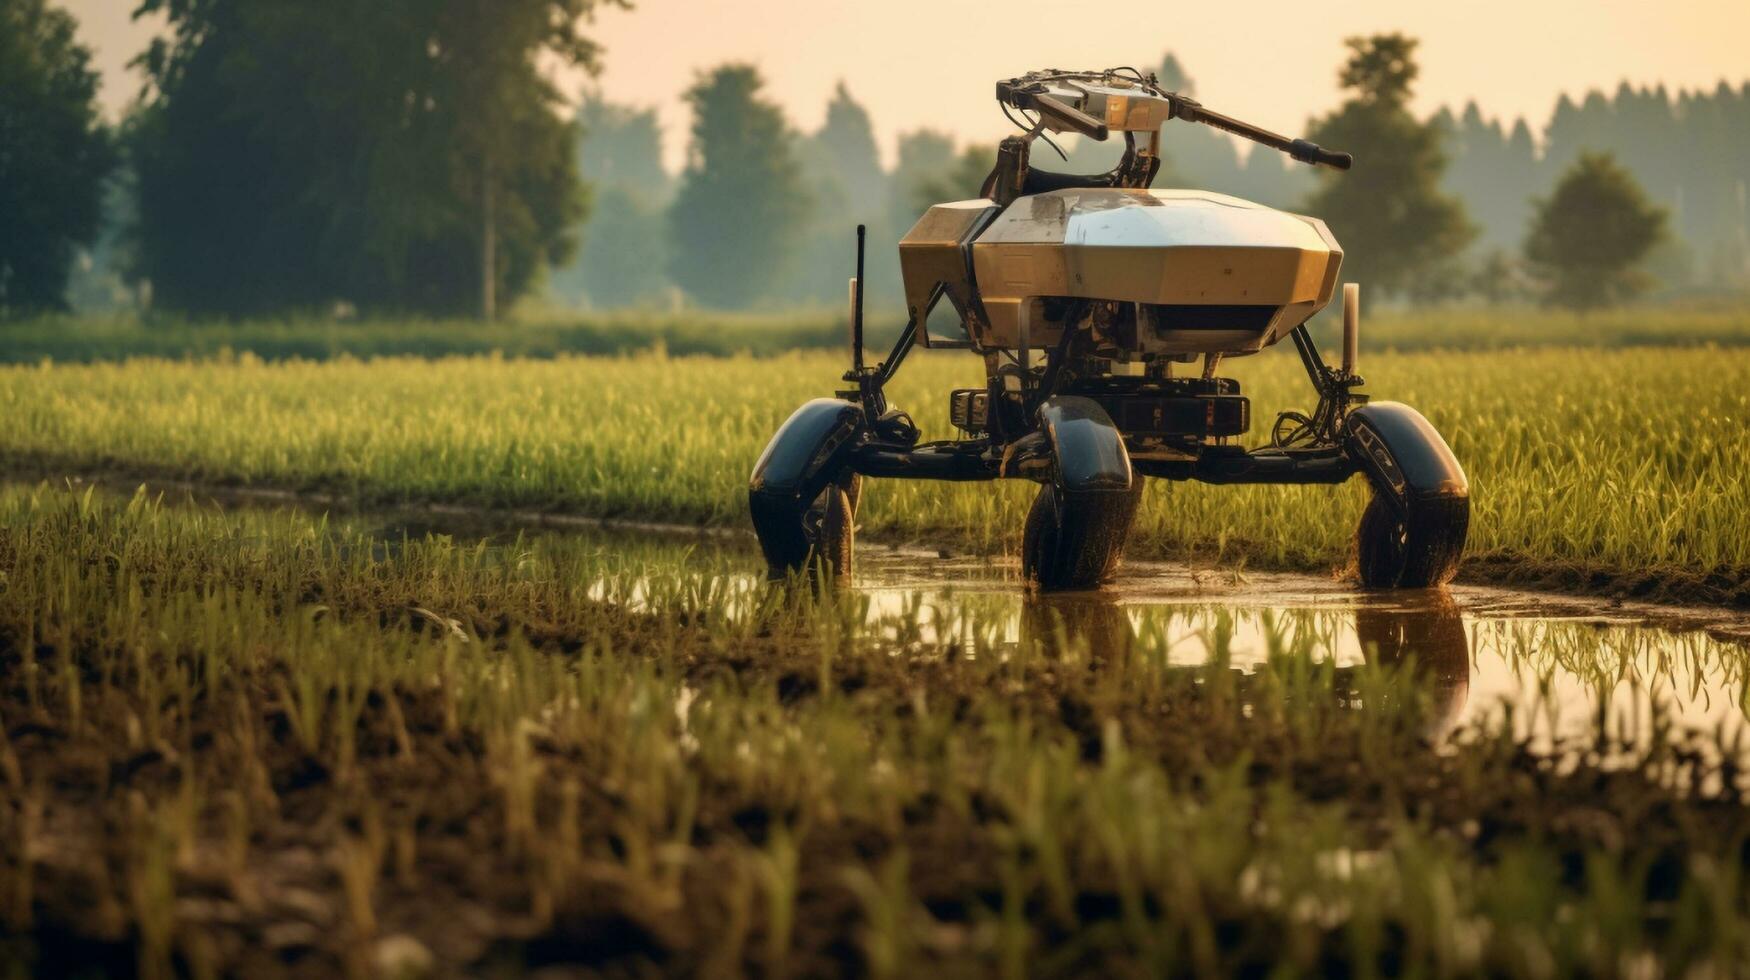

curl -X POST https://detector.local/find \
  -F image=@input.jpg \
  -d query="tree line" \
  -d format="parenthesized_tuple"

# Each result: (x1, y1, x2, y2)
(6, 0, 618, 320)
(556, 41, 1701, 313)
(1, 0, 1740, 319)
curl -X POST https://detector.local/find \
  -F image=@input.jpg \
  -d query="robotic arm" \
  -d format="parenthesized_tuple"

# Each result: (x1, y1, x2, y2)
(1163, 95, 1352, 170)
(995, 69, 1353, 171)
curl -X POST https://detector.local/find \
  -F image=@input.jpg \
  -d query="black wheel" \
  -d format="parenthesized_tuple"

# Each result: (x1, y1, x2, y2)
(841, 472, 863, 519)
(752, 473, 860, 582)
(807, 480, 855, 580)
(1355, 492, 1468, 589)
(1021, 479, 1144, 591)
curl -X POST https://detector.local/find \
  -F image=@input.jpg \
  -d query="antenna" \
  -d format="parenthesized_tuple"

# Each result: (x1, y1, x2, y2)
(851, 225, 866, 372)
(1342, 283, 1360, 375)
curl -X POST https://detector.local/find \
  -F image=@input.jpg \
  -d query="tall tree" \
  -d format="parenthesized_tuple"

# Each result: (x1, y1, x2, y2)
(574, 91, 670, 203)
(129, 0, 613, 318)
(1525, 152, 1666, 309)
(808, 82, 885, 216)
(65, 163, 139, 311)
(1436, 102, 1539, 252)
(1536, 80, 1748, 289)
(789, 82, 895, 305)
(555, 185, 669, 307)
(889, 129, 956, 232)
(551, 92, 672, 307)
(0, 0, 115, 316)
(667, 64, 808, 309)
(911, 145, 993, 214)
(1303, 34, 1473, 297)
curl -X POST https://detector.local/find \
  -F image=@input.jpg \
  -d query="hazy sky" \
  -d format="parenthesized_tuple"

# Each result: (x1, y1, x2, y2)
(70, 0, 1750, 170)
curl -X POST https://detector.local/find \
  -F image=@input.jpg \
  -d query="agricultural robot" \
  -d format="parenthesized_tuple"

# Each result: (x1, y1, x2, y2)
(750, 68, 1469, 590)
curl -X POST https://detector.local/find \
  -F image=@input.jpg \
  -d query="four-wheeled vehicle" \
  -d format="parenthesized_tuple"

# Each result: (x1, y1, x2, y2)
(750, 68, 1469, 590)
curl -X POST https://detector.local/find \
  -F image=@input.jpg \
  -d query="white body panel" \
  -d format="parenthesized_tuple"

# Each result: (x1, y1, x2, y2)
(965, 188, 1343, 354)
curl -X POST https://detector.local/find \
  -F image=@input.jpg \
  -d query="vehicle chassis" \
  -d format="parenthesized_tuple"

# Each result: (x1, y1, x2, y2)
(751, 279, 1469, 591)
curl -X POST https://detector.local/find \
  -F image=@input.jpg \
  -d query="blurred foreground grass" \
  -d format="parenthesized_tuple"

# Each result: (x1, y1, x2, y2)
(3, 484, 1749, 975)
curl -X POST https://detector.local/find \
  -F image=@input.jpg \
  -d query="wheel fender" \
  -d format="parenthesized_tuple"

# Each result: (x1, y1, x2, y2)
(1037, 396, 1133, 493)
(1344, 402, 1468, 513)
(749, 398, 865, 572)
(750, 398, 865, 497)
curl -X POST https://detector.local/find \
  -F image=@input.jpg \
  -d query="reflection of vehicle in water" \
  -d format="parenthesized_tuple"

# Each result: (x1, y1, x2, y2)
(1019, 596, 1140, 661)
(1019, 594, 1471, 737)
(750, 67, 1469, 592)
(1351, 596, 1472, 739)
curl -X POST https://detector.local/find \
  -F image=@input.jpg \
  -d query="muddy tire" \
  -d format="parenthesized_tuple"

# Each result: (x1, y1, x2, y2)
(1021, 479, 1144, 591)
(812, 484, 854, 579)
(841, 472, 863, 519)
(1355, 492, 1468, 589)
(754, 473, 860, 582)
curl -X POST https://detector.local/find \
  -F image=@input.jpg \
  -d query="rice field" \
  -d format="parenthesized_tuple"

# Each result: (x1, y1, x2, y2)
(4, 304, 1747, 365)
(1317, 304, 1750, 352)
(0, 345, 1747, 596)
(6, 309, 1750, 974)
(4, 482, 1750, 976)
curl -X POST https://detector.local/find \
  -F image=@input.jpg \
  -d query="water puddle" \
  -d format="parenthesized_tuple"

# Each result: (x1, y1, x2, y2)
(846, 550, 1750, 757)
(565, 530, 1750, 757)
(32, 474, 1750, 759)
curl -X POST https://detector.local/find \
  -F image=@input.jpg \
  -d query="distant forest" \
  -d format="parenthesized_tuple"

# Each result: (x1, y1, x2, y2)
(59, 48, 1749, 316)
(548, 54, 1749, 311)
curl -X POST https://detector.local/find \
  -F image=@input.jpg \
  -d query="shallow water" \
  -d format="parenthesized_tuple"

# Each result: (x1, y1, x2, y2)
(549, 525, 1750, 756)
(847, 550, 1750, 755)
(44, 474, 1750, 758)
